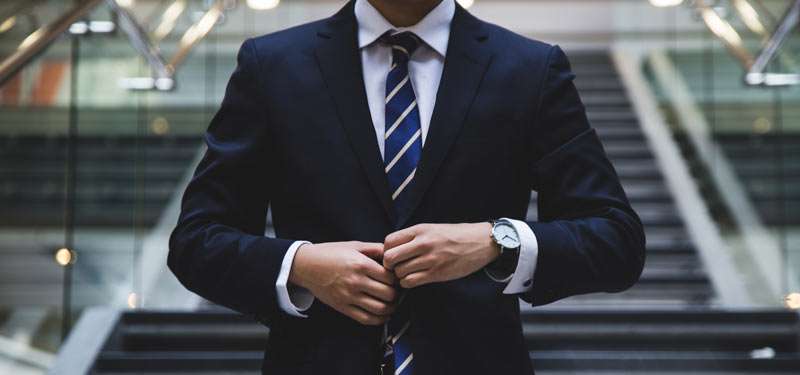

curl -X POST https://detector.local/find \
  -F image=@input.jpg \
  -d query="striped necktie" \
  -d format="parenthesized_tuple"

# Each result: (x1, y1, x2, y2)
(381, 31, 421, 375)
(383, 31, 423, 218)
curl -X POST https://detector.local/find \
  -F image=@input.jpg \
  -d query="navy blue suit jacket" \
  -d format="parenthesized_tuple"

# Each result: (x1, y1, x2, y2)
(168, 2, 646, 374)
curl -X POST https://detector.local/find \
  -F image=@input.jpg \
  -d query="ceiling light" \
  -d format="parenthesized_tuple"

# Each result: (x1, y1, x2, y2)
(649, 0, 683, 7)
(55, 248, 75, 266)
(247, 0, 279, 10)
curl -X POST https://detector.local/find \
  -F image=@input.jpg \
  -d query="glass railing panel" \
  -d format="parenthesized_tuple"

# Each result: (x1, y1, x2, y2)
(1, 0, 266, 366)
(649, 37, 800, 302)
(0, 23, 77, 373)
(65, 0, 219, 314)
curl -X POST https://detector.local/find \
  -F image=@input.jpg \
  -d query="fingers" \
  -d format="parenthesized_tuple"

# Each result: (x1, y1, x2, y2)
(384, 225, 422, 250)
(394, 255, 432, 279)
(361, 278, 398, 302)
(360, 258, 397, 285)
(354, 293, 395, 316)
(383, 239, 427, 270)
(349, 242, 395, 284)
(354, 242, 384, 261)
(400, 271, 434, 289)
(343, 304, 389, 326)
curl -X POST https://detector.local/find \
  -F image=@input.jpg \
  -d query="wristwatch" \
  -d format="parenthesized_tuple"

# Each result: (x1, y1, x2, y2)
(487, 219, 521, 279)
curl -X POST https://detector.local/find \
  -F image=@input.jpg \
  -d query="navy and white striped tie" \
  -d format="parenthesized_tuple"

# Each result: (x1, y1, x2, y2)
(381, 31, 421, 375)
(383, 31, 423, 218)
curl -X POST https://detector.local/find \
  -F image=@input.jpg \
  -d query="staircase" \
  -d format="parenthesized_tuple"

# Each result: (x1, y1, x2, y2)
(716, 133, 800, 226)
(0, 108, 203, 307)
(0, 108, 204, 228)
(83, 309, 800, 374)
(54, 52, 800, 374)
(538, 52, 713, 308)
(666, 51, 800, 228)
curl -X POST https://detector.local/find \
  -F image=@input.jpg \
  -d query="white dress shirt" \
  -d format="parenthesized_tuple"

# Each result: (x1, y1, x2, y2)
(274, 0, 539, 317)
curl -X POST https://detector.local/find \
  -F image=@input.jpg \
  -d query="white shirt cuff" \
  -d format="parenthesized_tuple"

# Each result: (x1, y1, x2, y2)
(484, 218, 539, 294)
(275, 240, 315, 318)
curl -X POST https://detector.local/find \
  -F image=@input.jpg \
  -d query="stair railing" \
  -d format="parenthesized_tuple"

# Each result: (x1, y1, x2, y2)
(0, 0, 228, 91)
(694, 0, 800, 87)
(0, 0, 105, 87)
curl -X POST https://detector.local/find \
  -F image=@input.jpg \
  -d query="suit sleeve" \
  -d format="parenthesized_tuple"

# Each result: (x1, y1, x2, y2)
(168, 39, 294, 322)
(522, 45, 646, 306)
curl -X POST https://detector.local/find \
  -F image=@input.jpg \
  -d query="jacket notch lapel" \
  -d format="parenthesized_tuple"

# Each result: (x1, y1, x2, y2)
(395, 6, 494, 229)
(314, 3, 396, 223)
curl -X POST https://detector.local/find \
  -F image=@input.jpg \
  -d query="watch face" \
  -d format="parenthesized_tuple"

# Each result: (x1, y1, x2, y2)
(494, 222, 521, 249)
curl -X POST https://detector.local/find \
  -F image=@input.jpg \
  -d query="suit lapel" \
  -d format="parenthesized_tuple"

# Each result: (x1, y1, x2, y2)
(314, 2, 395, 222)
(396, 6, 493, 228)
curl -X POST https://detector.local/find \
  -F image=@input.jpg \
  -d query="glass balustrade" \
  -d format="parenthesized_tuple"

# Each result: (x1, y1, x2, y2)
(644, 0, 800, 305)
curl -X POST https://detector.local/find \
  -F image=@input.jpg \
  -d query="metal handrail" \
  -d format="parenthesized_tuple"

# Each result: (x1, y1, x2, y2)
(745, 0, 800, 85)
(114, 0, 226, 91)
(0, 0, 105, 87)
(168, 0, 225, 71)
(105, 0, 175, 90)
(0, 0, 227, 91)
(695, 0, 800, 86)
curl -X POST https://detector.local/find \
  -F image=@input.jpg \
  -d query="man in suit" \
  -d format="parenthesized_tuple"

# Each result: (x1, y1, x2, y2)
(168, 0, 646, 374)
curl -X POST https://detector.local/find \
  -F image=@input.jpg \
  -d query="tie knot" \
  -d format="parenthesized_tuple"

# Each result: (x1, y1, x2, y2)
(381, 31, 421, 63)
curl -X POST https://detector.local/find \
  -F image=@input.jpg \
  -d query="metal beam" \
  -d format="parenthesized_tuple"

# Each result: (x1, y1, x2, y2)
(105, 0, 175, 91)
(694, 0, 800, 87)
(0, 0, 105, 87)
(745, 0, 800, 86)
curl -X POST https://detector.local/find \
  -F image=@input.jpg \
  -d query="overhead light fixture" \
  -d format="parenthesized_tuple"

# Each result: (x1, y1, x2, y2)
(88, 20, 115, 33)
(746, 73, 800, 86)
(55, 248, 75, 266)
(70, 21, 116, 34)
(116, 0, 135, 8)
(246, 0, 279, 11)
(119, 77, 175, 91)
(457, 0, 474, 9)
(649, 0, 683, 7)
(69, 21, 89, 35)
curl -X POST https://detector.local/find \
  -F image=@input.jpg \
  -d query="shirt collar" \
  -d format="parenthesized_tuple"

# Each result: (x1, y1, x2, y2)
(354, 0, 454, 57)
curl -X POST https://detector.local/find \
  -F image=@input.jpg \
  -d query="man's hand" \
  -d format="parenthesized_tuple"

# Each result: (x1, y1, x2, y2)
(383, 223, 501, 288)
(288, 241, 398, 325)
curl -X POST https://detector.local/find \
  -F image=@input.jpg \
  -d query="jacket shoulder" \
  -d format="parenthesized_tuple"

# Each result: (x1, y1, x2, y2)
(481, 20, 556, 61)
(244, 18, 329, 60)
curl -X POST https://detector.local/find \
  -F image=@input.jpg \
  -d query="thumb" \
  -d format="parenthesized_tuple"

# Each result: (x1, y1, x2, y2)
(356, 242, 385, 262)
